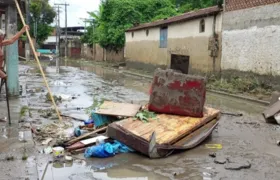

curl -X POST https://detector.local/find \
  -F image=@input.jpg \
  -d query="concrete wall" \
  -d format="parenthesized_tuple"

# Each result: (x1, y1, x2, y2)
(81, 44, 124, 62)
(222, 3, 280, 75)
(125, 14, 222, 74)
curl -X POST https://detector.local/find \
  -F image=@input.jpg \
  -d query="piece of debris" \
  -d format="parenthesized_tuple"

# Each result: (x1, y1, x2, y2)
(84, 140, 134, 158)
(214, 156, 227, 164)
(225, 161, 251, 170)
(42, 138, 53, 145)
(65, 155, 73, 161)
(225, 158, 251, 170)
(6, 156, 14, 161)
(221, 112, 243, 117)
(95, 101, 141, 117)
(205, 144, 223, 150)
(67, 135, 108, 150)
(0, 117, 7, 122)
(65, 126, 107, 146)
(209, 152, 216, 158)
(44, 147, 53, 154)
(277, 141, 280, 146)
(53, 147, 65, 159)
(149, 69, 206, 117)
(262, 100, 280, 124)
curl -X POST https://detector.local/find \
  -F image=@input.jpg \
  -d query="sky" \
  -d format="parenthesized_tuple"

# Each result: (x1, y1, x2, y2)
(49, 0, 101, 27)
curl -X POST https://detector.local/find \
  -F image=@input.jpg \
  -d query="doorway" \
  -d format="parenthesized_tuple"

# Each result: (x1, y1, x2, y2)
(171, 54, 190, 74)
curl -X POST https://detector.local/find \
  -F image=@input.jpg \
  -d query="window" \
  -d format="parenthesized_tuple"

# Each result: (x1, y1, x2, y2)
(159, 27, 168, 48)
(146, 29, 149, 36)
(132, 32, 134, 38)
(200, 19, 205, 33)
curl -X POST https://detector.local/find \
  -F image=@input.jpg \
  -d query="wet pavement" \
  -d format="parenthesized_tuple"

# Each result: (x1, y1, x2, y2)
(1, 60, 280, 180)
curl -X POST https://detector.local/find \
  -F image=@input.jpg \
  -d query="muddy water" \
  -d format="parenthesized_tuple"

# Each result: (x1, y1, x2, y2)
(21, 61, 280, 180)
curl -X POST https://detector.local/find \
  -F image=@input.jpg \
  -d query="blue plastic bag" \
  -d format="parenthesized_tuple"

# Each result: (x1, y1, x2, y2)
(84, 140, 134, 158)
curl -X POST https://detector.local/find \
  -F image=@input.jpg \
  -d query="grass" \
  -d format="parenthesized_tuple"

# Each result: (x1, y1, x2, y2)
(207, 74, 273, 100)
(20, 106, 29, 118)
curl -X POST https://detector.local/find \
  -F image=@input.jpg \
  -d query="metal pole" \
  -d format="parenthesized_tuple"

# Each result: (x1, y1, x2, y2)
(65, 4, 68, 59)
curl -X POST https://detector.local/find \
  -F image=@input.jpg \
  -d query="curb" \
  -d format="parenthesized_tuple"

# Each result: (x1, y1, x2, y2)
(121, 70, 269, 106)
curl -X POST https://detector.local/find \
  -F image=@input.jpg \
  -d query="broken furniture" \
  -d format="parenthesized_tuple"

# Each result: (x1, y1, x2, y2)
(107, 107, 220, 158)
(149, 69, 206, 118)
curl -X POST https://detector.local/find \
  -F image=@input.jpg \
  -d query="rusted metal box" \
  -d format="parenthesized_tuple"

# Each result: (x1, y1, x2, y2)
(148, 69, 206, 117)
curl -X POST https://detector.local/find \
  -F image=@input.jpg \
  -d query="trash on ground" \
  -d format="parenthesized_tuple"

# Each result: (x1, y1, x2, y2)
(91, 112, 117, 128)
(44, 146, 53, 154)
(148, 69, 206, 117)
(65, 155, 73, 161)
(34, 121, 73, 142)
(67, 135, 108, 151)
(42, 138, 53, 145)
(84, 140, 134, 158)
(53, 147, 65, 159)
(95, 101, 141, 117)
(205, 144, 223, 149)
(262, 100, 280, 124)
(65, 126, 107, 146)
(107, 107, 220, 158)
(74, 127, 89, 137)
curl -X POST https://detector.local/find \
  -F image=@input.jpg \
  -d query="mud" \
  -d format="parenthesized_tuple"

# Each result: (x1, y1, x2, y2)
(1, 60, 280, 180)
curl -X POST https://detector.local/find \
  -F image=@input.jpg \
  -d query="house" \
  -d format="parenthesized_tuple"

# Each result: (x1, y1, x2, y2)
(125, 6, 223, 74)
(222, 0, 280, 76)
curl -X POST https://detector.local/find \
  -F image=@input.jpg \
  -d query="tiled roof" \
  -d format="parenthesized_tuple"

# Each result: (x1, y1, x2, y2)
(126, 6, 222, 32)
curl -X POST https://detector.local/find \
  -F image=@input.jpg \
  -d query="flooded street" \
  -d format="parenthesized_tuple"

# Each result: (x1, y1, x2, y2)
(8, 60, 280, 180)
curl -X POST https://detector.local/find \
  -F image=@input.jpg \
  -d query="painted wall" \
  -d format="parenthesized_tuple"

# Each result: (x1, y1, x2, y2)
(125, 14, 222, 73)
(222, 3, 280, 75)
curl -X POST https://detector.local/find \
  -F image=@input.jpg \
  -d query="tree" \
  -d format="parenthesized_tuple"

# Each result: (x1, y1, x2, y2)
(83, 0, 177, 51)
(171, 0, 222, 13)
(29, 0, 56, 45)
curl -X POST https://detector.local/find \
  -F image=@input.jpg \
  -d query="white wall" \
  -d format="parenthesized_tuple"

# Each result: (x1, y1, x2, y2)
(126, 13, 222, 42)
(222, 3, 280, 75)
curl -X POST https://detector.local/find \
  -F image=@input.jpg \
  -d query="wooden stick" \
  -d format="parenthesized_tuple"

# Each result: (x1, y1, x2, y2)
(65, 126, 107, 146)
(14, 0, 62, 121)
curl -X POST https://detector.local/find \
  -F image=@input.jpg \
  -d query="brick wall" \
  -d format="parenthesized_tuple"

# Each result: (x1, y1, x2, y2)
(225, 0, 280, 11)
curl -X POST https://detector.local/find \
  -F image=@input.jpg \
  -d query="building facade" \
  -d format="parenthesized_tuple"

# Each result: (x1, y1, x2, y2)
(222, 0, 280, 75)
(125, 6, 223, 74)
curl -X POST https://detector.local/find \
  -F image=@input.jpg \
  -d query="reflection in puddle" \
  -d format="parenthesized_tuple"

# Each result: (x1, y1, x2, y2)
(43, 159, 164, 180)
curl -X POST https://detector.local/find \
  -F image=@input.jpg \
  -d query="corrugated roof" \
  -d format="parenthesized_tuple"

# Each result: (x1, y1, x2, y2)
(126, 6, 222, 32)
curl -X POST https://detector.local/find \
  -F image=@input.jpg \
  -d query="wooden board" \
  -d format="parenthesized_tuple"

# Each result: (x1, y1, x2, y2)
(95, 101, 141, 117)
(115, 107, 220, 145)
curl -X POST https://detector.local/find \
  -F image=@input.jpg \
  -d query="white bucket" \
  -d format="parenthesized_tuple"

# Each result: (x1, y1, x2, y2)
(52, 147, 65, 159)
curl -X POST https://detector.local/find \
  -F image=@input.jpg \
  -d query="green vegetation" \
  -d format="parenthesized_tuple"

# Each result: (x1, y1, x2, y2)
(28, 0, 56, 45)
(134, 110, 157, 123)
(207, 74, 273, 100)
(82, 0, 221, 51)
(20, 106, 29, 118)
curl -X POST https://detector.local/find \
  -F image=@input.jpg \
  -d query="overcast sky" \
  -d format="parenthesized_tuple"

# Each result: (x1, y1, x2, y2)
(49, 0, 101, 27)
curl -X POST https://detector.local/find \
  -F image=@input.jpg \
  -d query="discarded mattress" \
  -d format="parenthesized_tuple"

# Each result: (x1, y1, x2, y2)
(149, 69, 206, 117)
(107, 107, 220, 158)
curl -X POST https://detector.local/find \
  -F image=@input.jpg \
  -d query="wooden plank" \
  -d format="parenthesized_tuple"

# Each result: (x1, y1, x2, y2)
(115, 107, 220, 145)
(174, 119, 218, 146)
(65, 126, 107, 146)
(95, 101, 141, 117)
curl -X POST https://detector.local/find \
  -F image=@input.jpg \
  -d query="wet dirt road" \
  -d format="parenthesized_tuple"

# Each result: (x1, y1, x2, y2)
(20, 60, 280, 180)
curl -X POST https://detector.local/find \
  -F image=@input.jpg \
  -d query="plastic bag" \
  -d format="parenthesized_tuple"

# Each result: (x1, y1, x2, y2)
(84, 140, 134, 158)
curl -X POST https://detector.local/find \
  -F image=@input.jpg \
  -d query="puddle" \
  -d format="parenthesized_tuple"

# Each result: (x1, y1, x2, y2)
(43, 160, 166, 180)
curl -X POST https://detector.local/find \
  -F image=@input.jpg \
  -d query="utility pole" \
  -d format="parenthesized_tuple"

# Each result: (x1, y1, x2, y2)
(54, 6, 61, 73)
(54, 3, 69, 59)
(25, 0, 30, 61)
